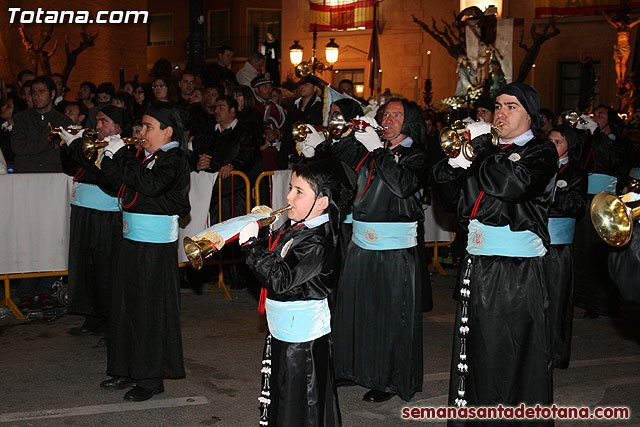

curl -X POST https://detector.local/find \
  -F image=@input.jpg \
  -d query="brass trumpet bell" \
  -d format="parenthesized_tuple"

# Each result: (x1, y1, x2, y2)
(328, 111, 387, 139)
(328, 111, 349, 138)
(122, 137, 144, 146)
(183, 205, 293, 269)
(81, 134, 108, 159)
(292, 122, 329, 143)
(564, 111, 589, 127)
(439, 120, 474, 160)
(183, 236, 215, 270)
(590, 191, 640, 246)
(439, 120, 503, 161)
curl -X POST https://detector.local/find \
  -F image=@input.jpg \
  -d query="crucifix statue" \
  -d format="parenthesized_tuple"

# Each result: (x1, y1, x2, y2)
(602, 7, 640, 90)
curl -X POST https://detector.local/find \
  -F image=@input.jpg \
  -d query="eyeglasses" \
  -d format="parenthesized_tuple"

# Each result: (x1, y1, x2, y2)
(152, 84, 167, 89)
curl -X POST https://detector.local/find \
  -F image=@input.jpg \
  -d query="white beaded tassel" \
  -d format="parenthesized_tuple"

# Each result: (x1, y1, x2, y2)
(455, 258, 473, 407)
(259, 334, 273, 426)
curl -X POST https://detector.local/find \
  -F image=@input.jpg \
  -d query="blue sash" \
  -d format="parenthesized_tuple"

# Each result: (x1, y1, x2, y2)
(122, 212, 179, 243)
(352, 220, 417, 250)
(630, 168, 640, 179)
(265, 298, 331, 343)
(343, 212, 353, 224)
(588, 173, 617, 195)
(548, 217, 576, 245)
(71, 182, 120, 212)
(467, 219, 546, 257)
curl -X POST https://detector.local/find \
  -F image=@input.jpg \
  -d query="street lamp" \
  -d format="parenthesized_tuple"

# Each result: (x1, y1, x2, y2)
(288, 26, 339, 77)
(289, 40, 304, 67)
(325, 38, 340, 65)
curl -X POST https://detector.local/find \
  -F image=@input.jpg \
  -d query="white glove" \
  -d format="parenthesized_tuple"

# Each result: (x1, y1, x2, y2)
(448, 152, 473, 169)
(103, 135, 126, 158)
(59, 127, 84, 146)
(356, 115, 380, 129)
(354, 127, 383, 152)
(467, 121, 492, 141)
(238, 221, 259, 245)
(575, 114, 598, 134)
(300, 126, 325, 158)
(462, 117, 474, 125)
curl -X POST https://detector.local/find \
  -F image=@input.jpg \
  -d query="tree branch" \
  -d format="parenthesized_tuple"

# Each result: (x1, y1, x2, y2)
(412, 14, 466, 61)
(62, 26, 98, 80)
(516, 18, 560, 82)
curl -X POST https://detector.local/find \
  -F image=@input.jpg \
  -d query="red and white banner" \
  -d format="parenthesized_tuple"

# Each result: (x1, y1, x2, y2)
(535, 0, 640, 18)
(309, 0, 379, 31)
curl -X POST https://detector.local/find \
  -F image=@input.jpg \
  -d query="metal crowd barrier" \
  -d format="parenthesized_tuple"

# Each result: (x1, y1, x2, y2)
(204, 170, 251, 301)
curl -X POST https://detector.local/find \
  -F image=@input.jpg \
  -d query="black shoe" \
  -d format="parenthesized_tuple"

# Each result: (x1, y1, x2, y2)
(100, 377, 137, 390)
(362, 389, 395, 403)
(335, 378, 357, 387)
(124, 385, 164, 401)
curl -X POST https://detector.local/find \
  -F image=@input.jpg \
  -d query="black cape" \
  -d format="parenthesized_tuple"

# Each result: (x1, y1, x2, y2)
(101, 145, 190, 380)
(60, 140, 127, 323)
(243, 220, 341, 426)
(433, 135, 557, 420)
(574, 131, 622, 316)
(545, 159, 586, 369)
(331, 135, 428, 401)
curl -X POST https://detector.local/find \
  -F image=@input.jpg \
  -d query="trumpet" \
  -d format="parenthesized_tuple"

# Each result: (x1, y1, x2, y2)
(47, 122, 95, 145)
(564, 111, 589, 127)
(439, 120, 503, 161)
(292, 122, 330, 143)
(590, 191, 640, 247)
(48, 123, 142, 159)
(294, 61, 329, 86)
(184, 205, 293, 269)
(327, 111, 387, 139)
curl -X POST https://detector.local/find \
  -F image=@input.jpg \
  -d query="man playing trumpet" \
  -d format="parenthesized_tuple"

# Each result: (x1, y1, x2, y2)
(331, 99, 429, 403)
(59, 105, 132, 336)
(433, 82, 558, 415)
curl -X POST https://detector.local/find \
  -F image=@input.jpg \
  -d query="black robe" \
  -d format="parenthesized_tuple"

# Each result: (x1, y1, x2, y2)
(433, 134, 557, 422)
(545, 159, 586, 369)
(100, 145, 190, 380)
(331, 135, 428, 401)
(60, 140, 126, 324)
(243, 220, 341, 427)
(574, 130, 621, 316)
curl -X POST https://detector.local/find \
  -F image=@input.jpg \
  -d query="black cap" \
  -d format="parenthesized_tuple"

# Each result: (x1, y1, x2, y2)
(474, 97, 494, 112)
(497, 82, 541, 130)
(100, 105, 132, 137)
(144, 101, 188, 150)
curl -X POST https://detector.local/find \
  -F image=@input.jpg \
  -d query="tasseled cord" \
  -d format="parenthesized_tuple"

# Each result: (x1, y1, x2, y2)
(258, 334, 272, 426)
(454, 257, 472, 408)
